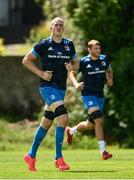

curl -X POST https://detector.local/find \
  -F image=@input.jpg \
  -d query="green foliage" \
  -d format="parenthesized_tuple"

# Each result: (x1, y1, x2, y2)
(0, 117, 98, 151)
(66, 0, 118, 53)
(27, 21, 50, 43)
(105, 47, 134, 147)
(44, 0, 66, 19)
(66, 0, 134, 54)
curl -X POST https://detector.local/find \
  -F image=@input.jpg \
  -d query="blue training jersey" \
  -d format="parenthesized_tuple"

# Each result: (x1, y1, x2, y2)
(79, 54, 110, 97)
(32, 37, 77, 90)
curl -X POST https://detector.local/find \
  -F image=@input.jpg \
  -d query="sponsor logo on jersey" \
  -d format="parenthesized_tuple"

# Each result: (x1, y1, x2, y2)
(48, 54, 70, 59)
(88, 70, 105, 75)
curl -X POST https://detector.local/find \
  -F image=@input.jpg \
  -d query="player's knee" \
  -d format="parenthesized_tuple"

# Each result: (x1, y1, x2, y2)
(88, 110, 103, 124)
(44, 110, 55, 120)
(54, 104, 67, 118)
(41, 117, 53, 129)
(87, 121, 95, 130)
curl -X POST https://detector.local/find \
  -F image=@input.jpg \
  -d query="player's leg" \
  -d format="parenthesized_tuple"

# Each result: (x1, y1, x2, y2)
(28, 105, 54, 157)
(87, 96, 112, 160)
(49, 89, 70, 170)
(24, 110, 54, 171)
(24, 87, 55, 171)
(76, 121, 95, 132)
(66, 95, 96, 144)
(66, 121, 95, 145)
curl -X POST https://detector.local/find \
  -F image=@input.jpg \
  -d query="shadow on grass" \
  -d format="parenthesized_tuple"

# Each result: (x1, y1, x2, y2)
(41, 170, 118, 173)
(66, 170, 118, 173)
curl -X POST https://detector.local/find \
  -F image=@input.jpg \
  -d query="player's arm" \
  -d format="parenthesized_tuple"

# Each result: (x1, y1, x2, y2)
(106, 66, 113, 86)
(65, 41, 84, 90)
(22, 50, 53, 81)
(66, 59, 84, 90)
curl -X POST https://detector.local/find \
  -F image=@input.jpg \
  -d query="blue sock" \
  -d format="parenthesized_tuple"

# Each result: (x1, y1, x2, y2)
(28, 126, 47, 158)
(55, 126, 65, 160)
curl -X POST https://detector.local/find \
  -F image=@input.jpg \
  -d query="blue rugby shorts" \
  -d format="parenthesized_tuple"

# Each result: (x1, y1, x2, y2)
(39, 86, 66, 106)
(82, 95, 105, 112)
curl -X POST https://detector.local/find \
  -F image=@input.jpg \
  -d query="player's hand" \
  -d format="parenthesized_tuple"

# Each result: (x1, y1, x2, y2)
(75, 82, 84, 91)
(64, 62, 73, 72)
(42, 71, 53, 81)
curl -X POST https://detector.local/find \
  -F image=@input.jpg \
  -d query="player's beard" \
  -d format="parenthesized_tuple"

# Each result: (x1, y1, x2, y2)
(91, 52, 100, 59)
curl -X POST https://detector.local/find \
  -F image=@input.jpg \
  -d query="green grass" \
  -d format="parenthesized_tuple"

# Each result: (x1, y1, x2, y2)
(0, 149, 134, 179)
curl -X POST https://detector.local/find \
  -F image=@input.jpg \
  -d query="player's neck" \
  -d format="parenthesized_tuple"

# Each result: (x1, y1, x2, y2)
(90, 54, 98, 61)
(51, 35, 62, 43)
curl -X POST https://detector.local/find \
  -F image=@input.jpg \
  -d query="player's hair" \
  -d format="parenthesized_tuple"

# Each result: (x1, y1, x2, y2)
(88, 40, 101, 48)
(50, 17, 64, 26)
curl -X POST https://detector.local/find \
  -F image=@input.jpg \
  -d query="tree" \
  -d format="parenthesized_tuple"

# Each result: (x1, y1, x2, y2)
(107, 47, 134, 147)
(66, 0, 134, 53)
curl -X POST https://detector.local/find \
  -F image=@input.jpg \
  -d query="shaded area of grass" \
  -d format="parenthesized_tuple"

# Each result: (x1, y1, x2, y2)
(0, 149, 134, 179)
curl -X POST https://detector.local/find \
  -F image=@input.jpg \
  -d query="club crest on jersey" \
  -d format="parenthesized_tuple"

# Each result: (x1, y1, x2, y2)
(101, 61, 106, 66)
(57, 52, 62, 55)
(64, 45, 70, 51)
(95, 67, 99, 71)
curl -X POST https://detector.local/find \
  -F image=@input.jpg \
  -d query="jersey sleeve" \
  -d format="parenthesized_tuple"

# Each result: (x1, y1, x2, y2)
(32, 40, 46, 59)
(70, 41, 77, 60)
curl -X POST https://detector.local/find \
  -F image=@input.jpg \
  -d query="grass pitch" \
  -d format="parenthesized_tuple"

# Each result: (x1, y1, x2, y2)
(0, 148, 134, 179)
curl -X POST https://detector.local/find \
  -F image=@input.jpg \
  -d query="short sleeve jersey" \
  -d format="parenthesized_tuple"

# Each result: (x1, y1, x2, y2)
(32, 37, 76, 90)
(79, 54, 110, 97)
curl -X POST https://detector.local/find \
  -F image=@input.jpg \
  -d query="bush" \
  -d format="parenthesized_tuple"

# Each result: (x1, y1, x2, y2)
(26, 20, 50, 44)
(104, 47, 134, 147)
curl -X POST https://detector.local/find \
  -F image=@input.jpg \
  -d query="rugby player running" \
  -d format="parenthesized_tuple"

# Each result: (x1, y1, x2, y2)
(22, 17, 77, 171)
(66, 40, 113, 160)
